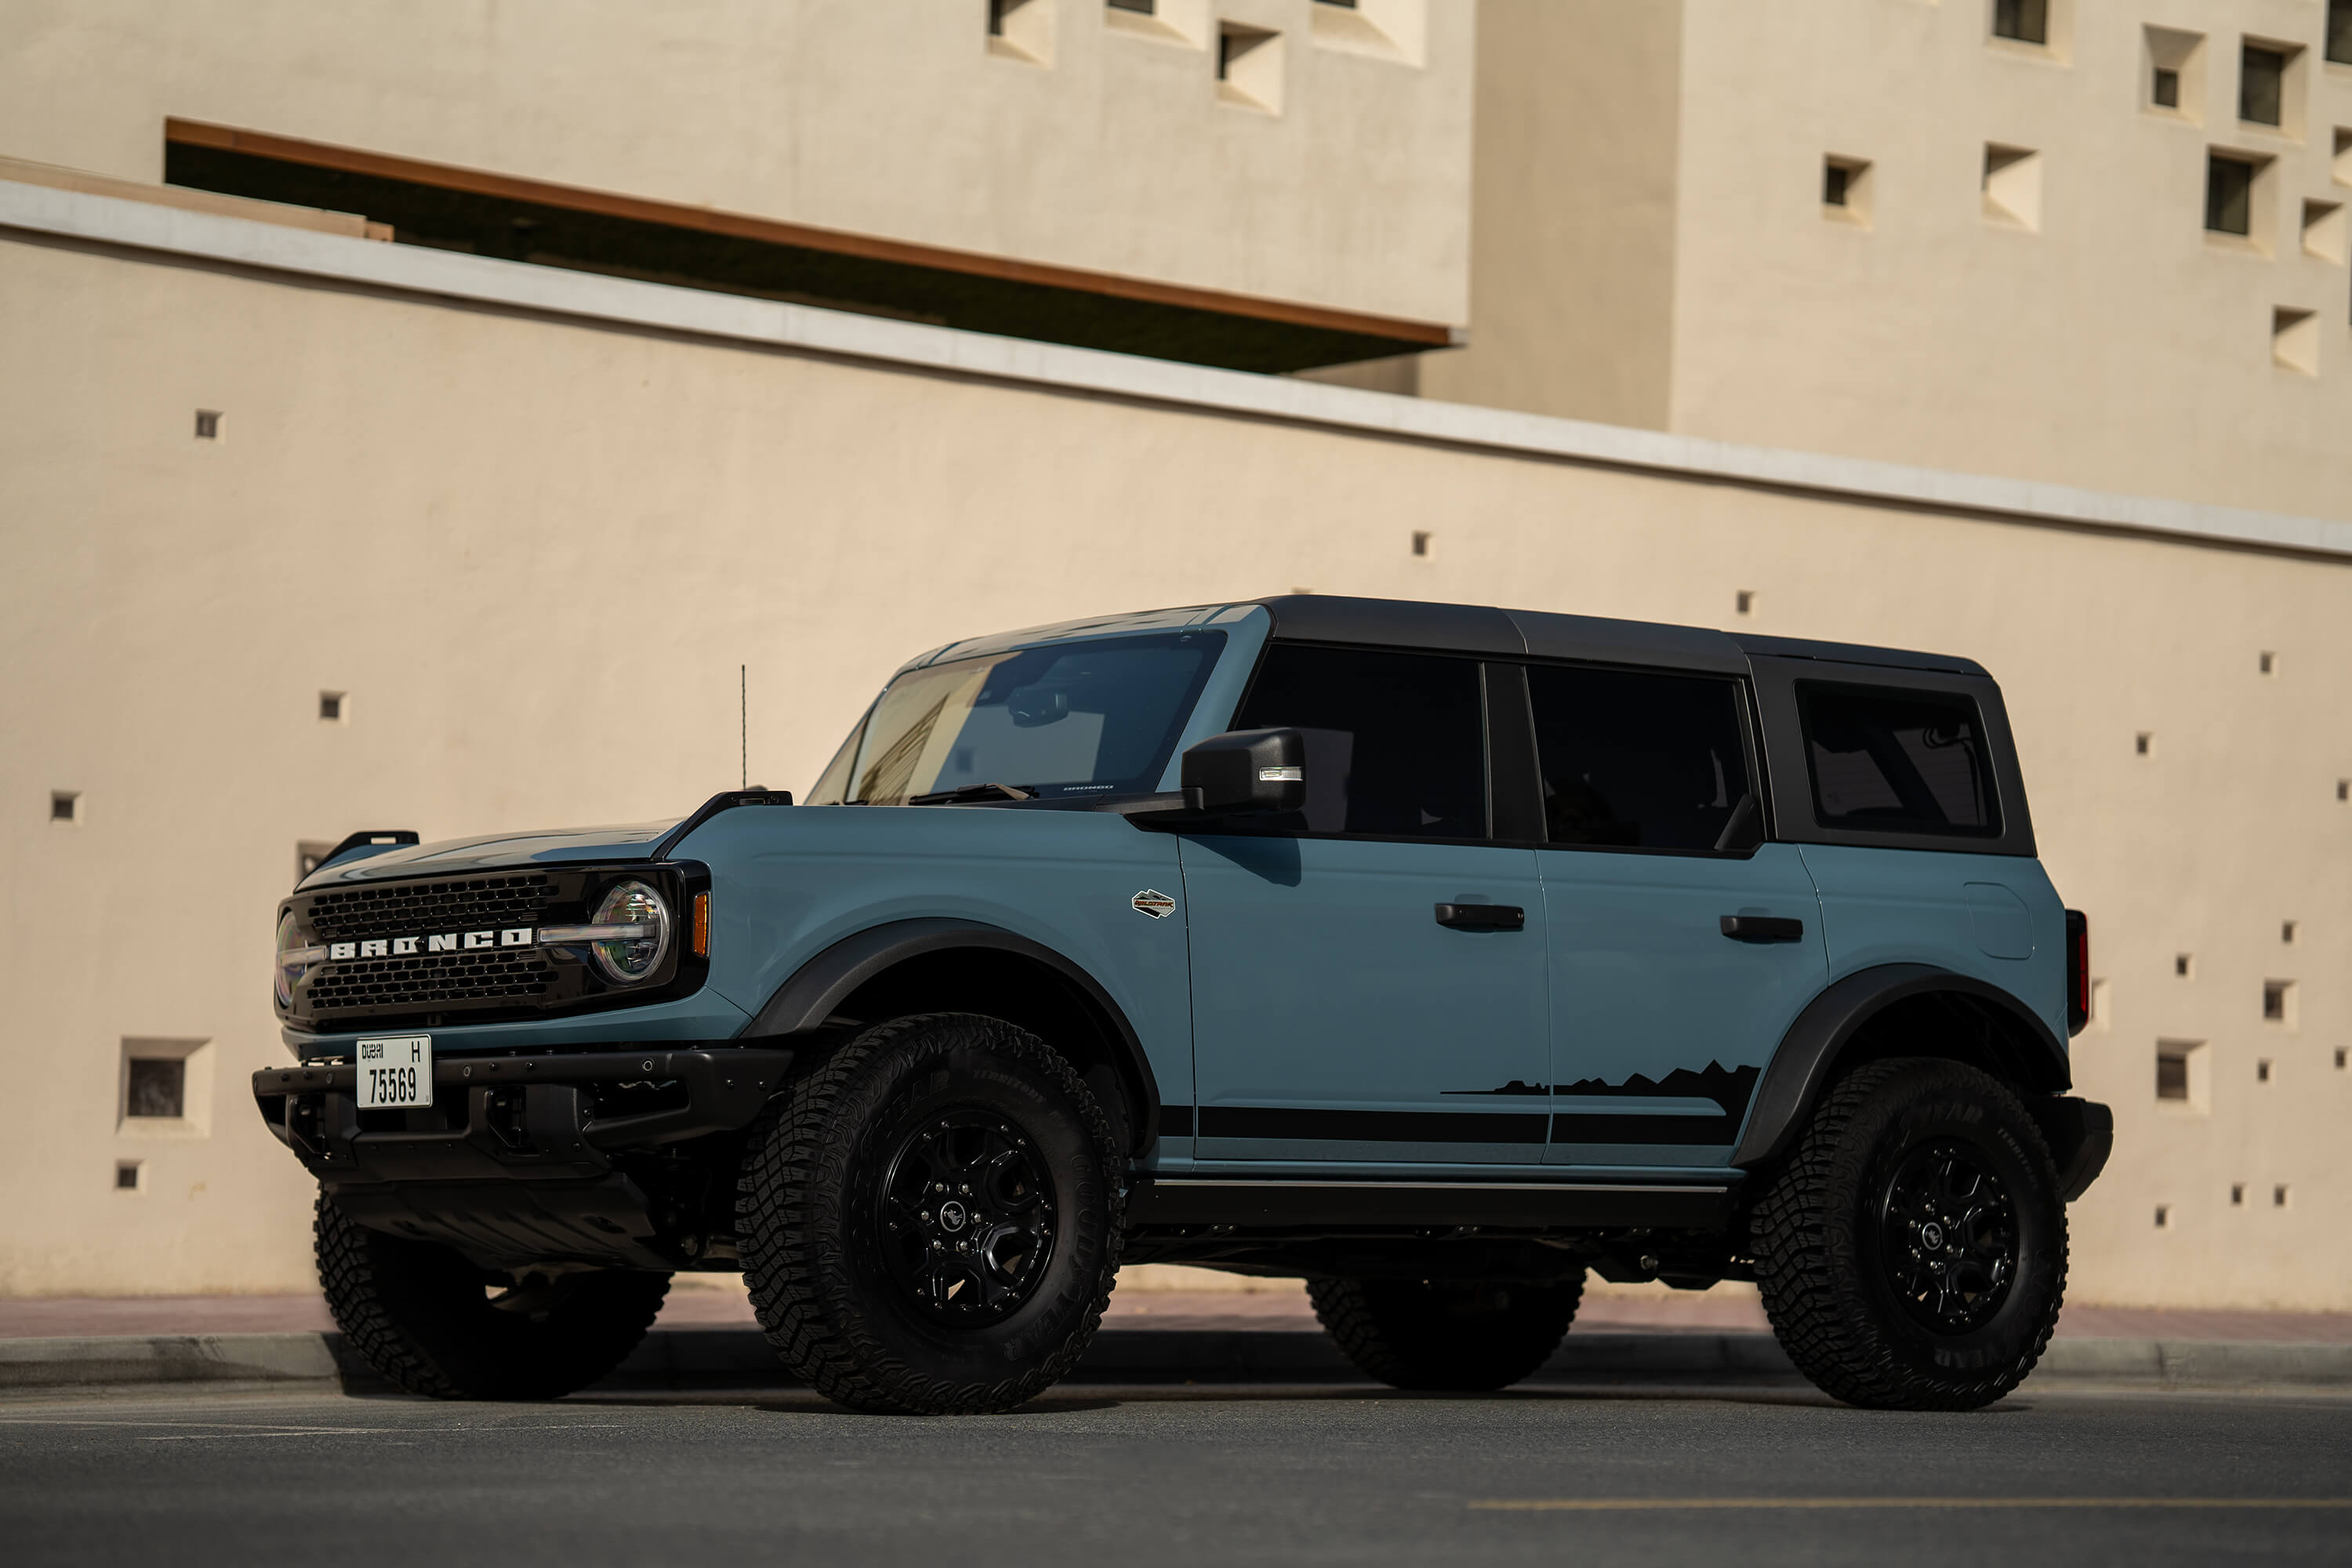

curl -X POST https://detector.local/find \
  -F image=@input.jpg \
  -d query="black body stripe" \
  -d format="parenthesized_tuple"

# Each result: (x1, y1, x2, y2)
(1198, 1107, 1551, 1144)
(1551, 1112, 1739, 1145)
(1159, 1105, 1195, 1137)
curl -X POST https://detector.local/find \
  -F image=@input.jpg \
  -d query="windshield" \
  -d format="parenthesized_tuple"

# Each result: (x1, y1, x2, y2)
(814, 631, 1225, 805)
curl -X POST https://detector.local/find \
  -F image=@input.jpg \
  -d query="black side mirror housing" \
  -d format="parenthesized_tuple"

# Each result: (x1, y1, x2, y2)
(1179, 728, 1308, 815)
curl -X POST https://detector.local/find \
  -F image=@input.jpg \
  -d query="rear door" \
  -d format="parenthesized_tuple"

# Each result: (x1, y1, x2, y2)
(1521, 662, 1828, 1167)
(1181, 644, 1552, 1167)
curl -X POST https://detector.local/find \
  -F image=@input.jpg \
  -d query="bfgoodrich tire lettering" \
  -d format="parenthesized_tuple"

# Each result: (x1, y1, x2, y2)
(314, 1194, 669, 1399)
(735, 1012, 1122, 1414)
(1749, 1058, 2067, 1411)
(1308, 1273, 1584, 1392)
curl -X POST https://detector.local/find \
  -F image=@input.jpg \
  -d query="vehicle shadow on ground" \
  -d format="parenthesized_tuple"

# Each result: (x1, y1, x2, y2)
(560, 1381, 1854, 1416)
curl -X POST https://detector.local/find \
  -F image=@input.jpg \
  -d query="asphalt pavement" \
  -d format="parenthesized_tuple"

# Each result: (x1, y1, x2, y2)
(3, 1381, 2349, 1566)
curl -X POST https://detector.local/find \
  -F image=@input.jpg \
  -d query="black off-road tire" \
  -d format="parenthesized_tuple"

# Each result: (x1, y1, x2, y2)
(1307, 1273, 1586, 1391)
(314, 1194, 670, 1399)
(736, 1012, 1123, 1415)
(1749, 1057, 2067, 1411)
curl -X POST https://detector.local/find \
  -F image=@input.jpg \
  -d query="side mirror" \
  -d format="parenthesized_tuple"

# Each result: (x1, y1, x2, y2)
(1180, 728, 1307, 815)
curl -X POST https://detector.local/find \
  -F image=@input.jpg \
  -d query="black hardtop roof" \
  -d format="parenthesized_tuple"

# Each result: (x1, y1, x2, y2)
(1245, 595, 1986, 678)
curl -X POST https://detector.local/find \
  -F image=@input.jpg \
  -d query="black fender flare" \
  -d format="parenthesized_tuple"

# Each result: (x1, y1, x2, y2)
(744, 917, 1165, 1151)
(1732, 963, 2071, 1170)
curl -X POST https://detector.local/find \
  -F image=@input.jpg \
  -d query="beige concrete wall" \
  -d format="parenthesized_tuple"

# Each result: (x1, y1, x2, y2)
(1432, 0, 2352, 521)
(3, 217, 2349, 1307)
(0, 0, 1473, 325)
(1417, 0, 1681, 427)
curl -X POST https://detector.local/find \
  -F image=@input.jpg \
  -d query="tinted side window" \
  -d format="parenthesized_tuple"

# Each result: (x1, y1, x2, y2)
(1526, 665, 1754, 851)
(1798, 682, 1999, 836)
(1231, 644, 1486, 837)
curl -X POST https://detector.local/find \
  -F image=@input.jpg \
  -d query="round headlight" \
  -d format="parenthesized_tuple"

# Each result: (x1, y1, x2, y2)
(274, 910, 299, 1009)
(590, 880, 672, 985)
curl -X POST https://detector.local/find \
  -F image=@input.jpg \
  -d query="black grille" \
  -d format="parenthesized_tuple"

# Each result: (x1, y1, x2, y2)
(307, 874, 561, 942)
(306, 949, 557, 1015)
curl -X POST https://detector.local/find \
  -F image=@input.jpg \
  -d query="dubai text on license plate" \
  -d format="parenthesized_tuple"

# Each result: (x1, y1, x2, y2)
(356, 1035, 433, 1109)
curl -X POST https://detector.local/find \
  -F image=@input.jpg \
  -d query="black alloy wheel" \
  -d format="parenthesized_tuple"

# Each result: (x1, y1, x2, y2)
(1875, 1138, 2017, 1335)
(878, 1109, 1058, 1326)
(1749, 1056, 2066, 1411)
(737, 1012, 1122, 1415)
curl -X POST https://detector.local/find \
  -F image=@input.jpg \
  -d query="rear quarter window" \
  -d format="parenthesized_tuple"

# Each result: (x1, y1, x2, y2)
(1797, 682, 2000, 837)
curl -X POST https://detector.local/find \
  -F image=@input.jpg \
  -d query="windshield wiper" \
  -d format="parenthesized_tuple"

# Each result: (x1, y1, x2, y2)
(906, 782, 1036, 805)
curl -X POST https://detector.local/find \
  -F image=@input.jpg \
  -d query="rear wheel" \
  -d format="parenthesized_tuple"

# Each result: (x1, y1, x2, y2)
(1748, 1057, 2066, 1410)
(1308, 1273, 1585, 1391)
(736, 1012, 1122, 1414)
(314, 1194, 669, 1399)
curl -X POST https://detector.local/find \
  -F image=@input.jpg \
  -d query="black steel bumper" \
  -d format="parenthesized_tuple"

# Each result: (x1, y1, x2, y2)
(2028, 1096, 2114, 1203)
(252, 1047, 793, 1272)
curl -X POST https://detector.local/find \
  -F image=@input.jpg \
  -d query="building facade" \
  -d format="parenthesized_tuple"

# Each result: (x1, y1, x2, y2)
(2, 1, 2348, 1308)
(1419, 0, 2352, 522)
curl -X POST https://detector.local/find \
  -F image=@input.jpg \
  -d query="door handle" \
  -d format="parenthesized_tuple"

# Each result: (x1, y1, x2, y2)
(1720, 915, 1804, 943)
(1436, 903, 1525, 931)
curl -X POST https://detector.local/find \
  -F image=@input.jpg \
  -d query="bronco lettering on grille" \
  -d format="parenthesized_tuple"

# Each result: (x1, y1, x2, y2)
(327, 927, 536, 961)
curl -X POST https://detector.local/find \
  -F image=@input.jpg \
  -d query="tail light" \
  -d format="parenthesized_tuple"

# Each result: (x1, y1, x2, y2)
(2063, 909, 2090, 1036)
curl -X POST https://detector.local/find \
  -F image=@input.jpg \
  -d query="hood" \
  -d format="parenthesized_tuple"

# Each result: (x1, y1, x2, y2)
(297, 820, 684, 888)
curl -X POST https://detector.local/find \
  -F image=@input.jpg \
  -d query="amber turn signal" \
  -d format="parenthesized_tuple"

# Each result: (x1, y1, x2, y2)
(691, 891, 711, 958)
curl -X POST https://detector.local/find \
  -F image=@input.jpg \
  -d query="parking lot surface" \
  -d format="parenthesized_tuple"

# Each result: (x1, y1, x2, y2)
(3, 1381, 2349, 1566)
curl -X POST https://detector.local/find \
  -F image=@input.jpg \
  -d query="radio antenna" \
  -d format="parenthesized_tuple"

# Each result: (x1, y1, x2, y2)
(739, 665, 747, 789)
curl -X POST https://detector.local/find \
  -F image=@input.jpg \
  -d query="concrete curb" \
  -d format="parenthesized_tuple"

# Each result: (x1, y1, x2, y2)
(5, 1327, 2349, 1398)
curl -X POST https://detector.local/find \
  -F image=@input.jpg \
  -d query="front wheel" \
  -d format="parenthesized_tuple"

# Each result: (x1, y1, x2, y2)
(1748, 1057, 2067, 1410)
(314, 1195, 670, 1399)
(1308, 1274, 1585, 1391)
(735, 1012, 1123, 1414)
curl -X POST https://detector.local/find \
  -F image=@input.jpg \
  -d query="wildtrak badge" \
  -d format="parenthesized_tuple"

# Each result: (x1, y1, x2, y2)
(327, 928, 536, 960)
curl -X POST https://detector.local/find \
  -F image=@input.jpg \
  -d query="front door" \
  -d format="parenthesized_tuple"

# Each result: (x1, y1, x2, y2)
(1520, 661, 1828, 1167)
(1183, 644, 1552, 1167)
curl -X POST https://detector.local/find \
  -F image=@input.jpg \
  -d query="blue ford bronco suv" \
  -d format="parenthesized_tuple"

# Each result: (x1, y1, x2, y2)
(260, 595, 2111, 1414)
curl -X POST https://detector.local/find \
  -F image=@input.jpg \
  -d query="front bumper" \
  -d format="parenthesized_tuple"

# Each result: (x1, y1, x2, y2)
(252, 1046, 792, 1271)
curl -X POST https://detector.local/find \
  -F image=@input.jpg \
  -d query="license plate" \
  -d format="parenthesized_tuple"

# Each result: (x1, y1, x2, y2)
(355, 1035, 433, 1109)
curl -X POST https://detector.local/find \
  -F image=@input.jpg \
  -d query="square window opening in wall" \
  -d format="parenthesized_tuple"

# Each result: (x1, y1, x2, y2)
(115, 1160, 142, 1192)
(1736, 590, 1757, 616)
(2257, 1057, 2274, 1082)
(2156, 1040, 2208, 1111)
(2238, 40, 2303, 134)
(2136, 731, 2153, 756)
(1823, 157, 1872, 226)
(1992, 0, 2045, 45)
(1309, 0, 1425, 67)
(2274, 1184, 2291, 1208)
(2336, 129, 2352, 187)
(1217, 25, 1283, 112)
(319, 690, 346, 724)
(2230, 1181, 2246, 1206)
(2205, 152, 2274, 249)
(2302, 200, 2347, 263)
(2259, 649, 2278, 674)
(1983, 144, 2042, 230)
(194, 409, 221, 441)
(2281, 919, 2297, 945)
(2175, 952, 2193, 978)
(2339, 778, 2350, 801)
(1105, 0, 1208, 49)
(2263, 979, 2296, 1024)
(50, 789, 79, 823)
(2273, 307, 2319, 376)
(1410, 531, 1431, 558)
(2153, 1203, 2170, 1229)
(2336, 1047, 2347, 1069)
(2330, 0, 2352, 65)
(118, 1038, 212, 1138)
(2145, 28, 2206, 122)
(987, 0, 1053, 64)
